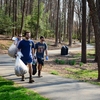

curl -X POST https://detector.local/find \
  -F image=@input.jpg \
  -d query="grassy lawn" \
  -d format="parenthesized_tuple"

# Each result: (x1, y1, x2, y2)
(48, 49, 100, 86)
(0, 76, 49, 100)
(50, 70, 59, 75)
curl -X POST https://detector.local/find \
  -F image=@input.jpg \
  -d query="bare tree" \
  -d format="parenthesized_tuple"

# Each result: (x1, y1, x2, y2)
(87, 0, 100, 80)
(20, 0, 26, 34)
(67, 0, 75, 46)
(81, 0, 86, 63)
(55, 0, 60, 46)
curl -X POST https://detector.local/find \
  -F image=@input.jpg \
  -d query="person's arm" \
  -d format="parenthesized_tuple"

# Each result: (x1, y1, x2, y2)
(34, 43, 37, 54)
(45, 43, 48, 60)
(32, 41, 35, 57)
(16, 41, 22, 57)
(32, 48, 34, 56)
(45, 49, 48, 56)
(14, 40, 17, 46)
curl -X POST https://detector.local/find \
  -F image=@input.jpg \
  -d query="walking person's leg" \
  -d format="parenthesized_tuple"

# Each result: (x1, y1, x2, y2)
(27, 63, 34, 83)
(37, 58, 44, 77)
(38, 64, 42, 77)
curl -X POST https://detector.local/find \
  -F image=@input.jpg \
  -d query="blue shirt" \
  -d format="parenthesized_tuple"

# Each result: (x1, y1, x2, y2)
(35, 42, 47, 58)
(18, 39, 34, 59)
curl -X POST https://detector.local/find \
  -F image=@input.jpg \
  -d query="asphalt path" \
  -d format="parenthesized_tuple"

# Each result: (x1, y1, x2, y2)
(48, 43, 94, 55)
(0, 44, 99, 100)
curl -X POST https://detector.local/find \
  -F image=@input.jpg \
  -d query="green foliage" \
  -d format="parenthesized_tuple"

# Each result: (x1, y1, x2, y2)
(79, 62, 84, 66)
(72, 33, 77, 39)
(67, 60, 76, 65)
(24, 1, 53, 38)
(0, 1, 53, 37)
(55, 59, 66, 64)
(65, 68, 98, 82)
(0, 10, 13, 34)
(50, 70, 59, 75)
(0, 76, 49, 100)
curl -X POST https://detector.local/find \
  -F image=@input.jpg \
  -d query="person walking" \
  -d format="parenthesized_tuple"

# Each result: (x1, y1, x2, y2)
(18, 31, 35, 83)
(14, 34, 23, 47)
(35, 36, 48, 77)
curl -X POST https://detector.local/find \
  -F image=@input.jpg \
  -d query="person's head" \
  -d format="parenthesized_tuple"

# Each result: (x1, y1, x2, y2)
(24, 31, 31, 40)
(18, 34, 22, 40)
(40, 36, 45, 43)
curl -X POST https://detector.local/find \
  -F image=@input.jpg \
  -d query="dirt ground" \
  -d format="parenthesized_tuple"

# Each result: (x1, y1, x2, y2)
(0, 35, 98, 81)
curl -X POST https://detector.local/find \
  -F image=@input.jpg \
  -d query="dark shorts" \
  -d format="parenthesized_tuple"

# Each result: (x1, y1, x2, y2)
(37, 58, 44, 65)
(21, 57, 32, 65)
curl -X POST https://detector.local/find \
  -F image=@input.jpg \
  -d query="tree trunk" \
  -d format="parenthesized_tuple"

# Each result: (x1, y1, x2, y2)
(88, 15, 91, 44)
(20, 0, 26, 34)
(94, 0, 100, 62)
(87, 0, 100, 80)
(0, 0, 2, 9)
(55, 0, 60, 46)
(35, 0, 40, 40)
(81, 0, 86, 63)
(67, 0, 75, 46)
(63, 0, 67, 41)
(12, 0, 15, 37)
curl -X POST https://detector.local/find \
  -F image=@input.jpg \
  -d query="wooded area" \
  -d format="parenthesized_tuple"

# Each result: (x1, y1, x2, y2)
(0, 0, 100, 80)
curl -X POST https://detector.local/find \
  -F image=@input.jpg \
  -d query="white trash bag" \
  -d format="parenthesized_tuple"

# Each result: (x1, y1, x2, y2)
(8, 43, 17, 58)
(12, 37, 17, 41)
(17, 51, 23, 58)
(15, 56, 28, 76)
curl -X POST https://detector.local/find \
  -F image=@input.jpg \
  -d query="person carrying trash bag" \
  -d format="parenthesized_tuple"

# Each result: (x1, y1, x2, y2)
(15, 51, 28, 76)
(14, 34, 23, 48)
(35, 36, 49, 77)
(32, 55, 37, 75)
(8, 34, 23, 58)
(17, 31, 35, 83)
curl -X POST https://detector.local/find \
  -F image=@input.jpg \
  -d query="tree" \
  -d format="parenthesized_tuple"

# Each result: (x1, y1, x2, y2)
(35, 0, 40, 40)
(87, 0, 100, 80)
(20, 0, 26, 34)
(81, 0, 86, 63)
(87, 13, 92, 44)
(55, 0, 60, 46)
(67, 0, 75, 46)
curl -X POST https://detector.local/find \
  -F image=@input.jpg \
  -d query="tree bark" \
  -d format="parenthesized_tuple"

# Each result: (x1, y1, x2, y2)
(81, 0, 86, 63)
(35, 0, 40, 40)
(88, 15, 91, 44)
(55, 0, 60, 46)
(67, 0, 75, 46)
(20, 0, 26, 34)
(87, 0, 100, 80)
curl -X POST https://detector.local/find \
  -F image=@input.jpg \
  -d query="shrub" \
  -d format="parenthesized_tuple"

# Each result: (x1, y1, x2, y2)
(55, 59, 66, 65)
(67, 60, 76, 65)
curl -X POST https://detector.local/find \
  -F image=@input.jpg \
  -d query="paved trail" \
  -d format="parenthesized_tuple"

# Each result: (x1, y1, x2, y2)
(0, 52, 100, 100)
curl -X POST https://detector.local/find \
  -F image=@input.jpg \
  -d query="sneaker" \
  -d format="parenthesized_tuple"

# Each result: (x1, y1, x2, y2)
(29, 79, 34, 83)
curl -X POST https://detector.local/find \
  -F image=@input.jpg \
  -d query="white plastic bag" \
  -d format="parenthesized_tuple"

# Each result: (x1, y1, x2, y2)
(8, 43, 17, 58)
(15, 56, 28, 76)
(12, 37, 17, 41)
(17, 51, 23, 58)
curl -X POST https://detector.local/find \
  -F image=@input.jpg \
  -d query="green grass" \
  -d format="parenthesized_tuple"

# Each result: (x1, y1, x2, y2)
(0, 76, 49, 100)
(65, 68, 100, 85)
(79, 62, 84, 66)
(74, 53, 81, 58)
(67, 60, 76, 65)
(50, 70, 59, 75)
(55, 59, 66, 64)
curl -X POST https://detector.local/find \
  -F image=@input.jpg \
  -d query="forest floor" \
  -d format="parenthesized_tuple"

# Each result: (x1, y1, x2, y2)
(0, 35, 99, 84)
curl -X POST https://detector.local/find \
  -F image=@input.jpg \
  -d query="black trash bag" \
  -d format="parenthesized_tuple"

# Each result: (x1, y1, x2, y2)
(61, 46, 66, 55)
(32, 63, 37, 75)
(61, 45, 68, 55)
(65, 46, 68, 55)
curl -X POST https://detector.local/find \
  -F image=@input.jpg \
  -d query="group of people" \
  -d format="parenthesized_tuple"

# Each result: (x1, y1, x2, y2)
(14, 31, 48, 83)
